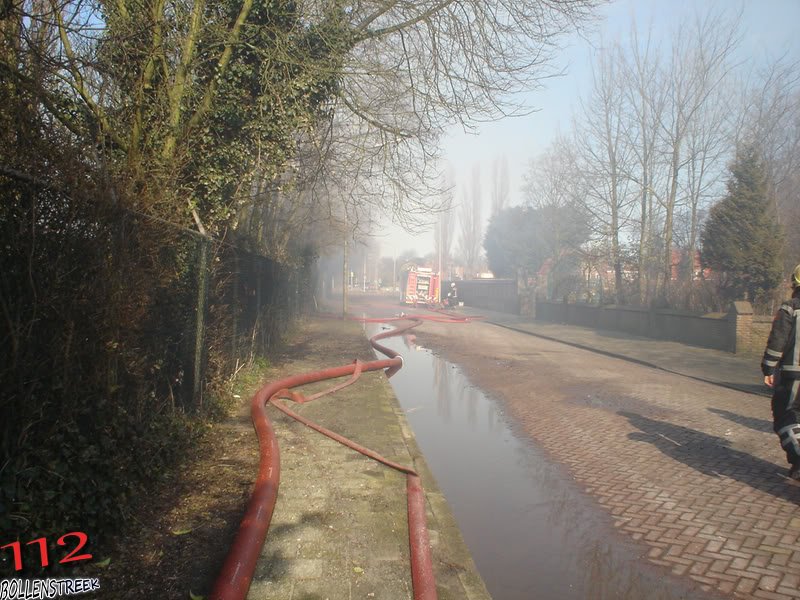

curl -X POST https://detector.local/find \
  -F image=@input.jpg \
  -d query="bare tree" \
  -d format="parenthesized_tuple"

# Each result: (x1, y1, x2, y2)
(524, 133, 582, 210)
(1, 0, 603, 242)
(522, 134, 591, 299)
(491, 155, 511, 214)
(619, 23, 668, 304)
(521, 7, 799, 311)
(246, 0, 604, 264)
(434, 169, 457, 278)
(458, 165, 483, 277)
(288, 0, 603, 244)
(574, 42, 635, 304)
(518, 7, 746, 308)
(675, 81, 732, 308)
(654, 9, 741, 302)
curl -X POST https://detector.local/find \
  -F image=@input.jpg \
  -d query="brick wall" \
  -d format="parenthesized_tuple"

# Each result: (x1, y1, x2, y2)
(746, 317, 773, 357)
(535, 299, 758, 354)
(456, 282, 775, 356)
(456, 279, 519, 314)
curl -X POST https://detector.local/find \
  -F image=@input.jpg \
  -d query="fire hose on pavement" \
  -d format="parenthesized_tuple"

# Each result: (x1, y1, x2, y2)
(210, 311, 480, 600)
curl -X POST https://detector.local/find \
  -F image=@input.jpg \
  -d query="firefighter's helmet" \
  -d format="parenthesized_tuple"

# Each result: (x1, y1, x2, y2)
(792, 264, 800, 289)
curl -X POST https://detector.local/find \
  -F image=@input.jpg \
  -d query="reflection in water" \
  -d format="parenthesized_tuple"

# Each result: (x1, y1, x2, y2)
(466, 382, 478, 428)
(368, 324, 716, 600)
(433, 351, 450, 423)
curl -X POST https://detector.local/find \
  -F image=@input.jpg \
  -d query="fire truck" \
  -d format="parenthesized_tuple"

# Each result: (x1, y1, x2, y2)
(401, 266, 441, 306)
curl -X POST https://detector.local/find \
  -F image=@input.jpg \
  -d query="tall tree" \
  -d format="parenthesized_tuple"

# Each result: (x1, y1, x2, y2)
(491, 155, 510, 215)
(620, 23, 667, 305)
(521, 134, 593, 293)
(700, 146, 783, 304)
(484, 206, 543, 278)
(574, 42, 634, 304)
(434, 171, 456, 278)
(655, 9, 740, 302)
(676, 83, 731, 308)
(458, 165, 483, 277)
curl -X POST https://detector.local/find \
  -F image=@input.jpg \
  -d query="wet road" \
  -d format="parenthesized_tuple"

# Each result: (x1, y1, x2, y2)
(363, 311, 800, 600)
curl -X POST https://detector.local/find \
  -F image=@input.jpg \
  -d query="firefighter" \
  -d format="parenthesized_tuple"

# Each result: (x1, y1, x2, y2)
(446, 282, 458, 307)
(762, 264, 800, 480)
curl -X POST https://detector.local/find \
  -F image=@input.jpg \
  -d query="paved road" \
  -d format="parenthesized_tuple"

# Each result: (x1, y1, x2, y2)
(414, 310, 800, 600)
(464, 306, 767, 397)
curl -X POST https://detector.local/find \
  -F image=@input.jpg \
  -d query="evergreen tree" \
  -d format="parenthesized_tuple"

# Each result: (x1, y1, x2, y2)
(700, 146, 783, 303)
(484, 204, 589, 281)
(484, 207, 538, 278)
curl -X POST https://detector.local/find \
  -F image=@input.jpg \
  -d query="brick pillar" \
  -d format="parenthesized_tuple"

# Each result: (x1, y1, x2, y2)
(729, 301, 753, 354)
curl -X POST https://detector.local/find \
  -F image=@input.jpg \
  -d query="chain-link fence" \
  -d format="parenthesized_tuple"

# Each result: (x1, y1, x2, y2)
(0, 183, 311, 549)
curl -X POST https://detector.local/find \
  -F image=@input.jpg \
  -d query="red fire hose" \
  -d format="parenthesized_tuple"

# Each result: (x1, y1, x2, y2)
(210, 312, 479, 600)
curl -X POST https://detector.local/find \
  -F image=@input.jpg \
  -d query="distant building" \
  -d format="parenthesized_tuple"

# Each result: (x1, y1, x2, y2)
(671, 248, 711, 281)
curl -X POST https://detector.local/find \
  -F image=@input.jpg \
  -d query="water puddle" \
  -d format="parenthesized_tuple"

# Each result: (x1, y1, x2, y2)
(366, 323, 714, 600)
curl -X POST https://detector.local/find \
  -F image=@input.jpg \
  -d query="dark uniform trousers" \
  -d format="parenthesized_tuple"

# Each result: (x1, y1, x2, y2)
(772, 377, 800, 465)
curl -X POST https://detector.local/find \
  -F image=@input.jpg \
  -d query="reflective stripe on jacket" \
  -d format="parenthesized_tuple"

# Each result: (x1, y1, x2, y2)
(762, 295, 800, 378)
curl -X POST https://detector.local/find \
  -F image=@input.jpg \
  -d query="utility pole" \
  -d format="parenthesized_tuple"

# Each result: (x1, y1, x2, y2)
(438, 217, 443, 276)
(438, 217, 443, 303)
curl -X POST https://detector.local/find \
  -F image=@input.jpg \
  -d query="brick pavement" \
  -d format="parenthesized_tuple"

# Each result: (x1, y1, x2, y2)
(416, 315, 800, 600)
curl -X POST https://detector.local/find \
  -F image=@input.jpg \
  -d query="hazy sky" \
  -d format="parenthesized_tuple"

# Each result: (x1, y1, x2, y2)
(376, 0, 800, 258)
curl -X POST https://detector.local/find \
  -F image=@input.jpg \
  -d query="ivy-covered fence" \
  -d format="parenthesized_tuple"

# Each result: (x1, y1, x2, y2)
(0, 184, 311, 563)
